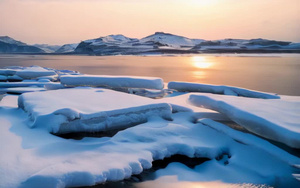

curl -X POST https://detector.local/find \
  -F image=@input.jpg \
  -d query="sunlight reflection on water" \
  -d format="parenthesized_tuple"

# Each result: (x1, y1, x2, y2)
(0, 54, 299, 95)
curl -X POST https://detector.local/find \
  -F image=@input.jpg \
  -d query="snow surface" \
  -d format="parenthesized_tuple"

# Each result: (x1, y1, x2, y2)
(18, 88, 172, 133)
(1, 95, 299, 188)
(0, 87, 45, 94)
(168, 81, 280, 99)
(0, 66, 57, 79)
(188, 93, 300, 148)
(60, 75, 164, 90)
(55, 43, 78, 53)
(0, 36, 26, 45)
(1, 66, 300, 188)
(140, 32, 204, 48)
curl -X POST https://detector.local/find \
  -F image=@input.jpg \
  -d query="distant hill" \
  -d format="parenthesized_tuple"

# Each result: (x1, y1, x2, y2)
(33, 44, 61, 53)
(55, 43, 78, 53)
(74, 32, 300, 55)
(1, 33, 300, 55)
(0, 36, 45, 53)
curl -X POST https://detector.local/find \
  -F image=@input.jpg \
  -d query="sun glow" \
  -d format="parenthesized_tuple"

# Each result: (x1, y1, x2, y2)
(190, 0, 218, 6)
(192, 56, 214, 69)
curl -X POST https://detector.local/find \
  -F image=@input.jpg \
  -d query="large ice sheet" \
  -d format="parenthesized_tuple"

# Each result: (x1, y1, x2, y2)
(188, 94, 300, 148)
(168, 81, 280, 99)
(18, 88, 172, 133)
(60, 75, 164, 90)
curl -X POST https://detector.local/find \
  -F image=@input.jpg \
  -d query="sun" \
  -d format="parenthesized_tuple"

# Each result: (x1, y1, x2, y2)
(192, 56, 214, 69)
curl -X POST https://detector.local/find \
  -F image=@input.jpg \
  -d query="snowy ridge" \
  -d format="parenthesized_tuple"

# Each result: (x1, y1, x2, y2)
(2, 34, 299, 55)
(55, 43, 78, 53)
(140, 32, 204, 48)
(33, 44, 61, 53)
(0, 36, 26, 45)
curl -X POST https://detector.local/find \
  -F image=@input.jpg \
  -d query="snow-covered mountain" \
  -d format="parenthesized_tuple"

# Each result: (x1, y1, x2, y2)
(1, 34, 299, 55)
(0, 36, 45, 53)
(33, 44, 61, 53)
(55, 43, 78, 53)
(140, 32, 204, 48)
(75, 32, 299, 55)
(0, 36, 27, 46)
(84, 34, 139, 46)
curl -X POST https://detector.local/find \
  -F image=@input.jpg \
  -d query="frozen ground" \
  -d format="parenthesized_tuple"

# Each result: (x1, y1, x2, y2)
(0, 66, 299, 188)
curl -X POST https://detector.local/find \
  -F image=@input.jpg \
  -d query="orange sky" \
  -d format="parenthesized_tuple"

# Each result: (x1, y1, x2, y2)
(0, 0, 299, 45)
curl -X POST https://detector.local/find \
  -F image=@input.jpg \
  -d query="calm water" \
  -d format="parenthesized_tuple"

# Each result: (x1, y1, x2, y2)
(0, 54, 299, 95)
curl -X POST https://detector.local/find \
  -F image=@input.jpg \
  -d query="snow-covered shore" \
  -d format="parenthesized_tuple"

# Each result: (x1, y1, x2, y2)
(0, 66, 299, 188)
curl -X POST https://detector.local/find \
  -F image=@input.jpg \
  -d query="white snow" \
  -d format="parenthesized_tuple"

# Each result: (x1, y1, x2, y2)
(55, 43, 78, 53)
(0, 66, 57, 79)
(60, 75, 164, 90)
(1, 98, 299, 188)
(0, 81, 63, 89)
(0, 87, 45, 94)
(18, 88, 172, 133)
(168, 81, 280, 99)
(188, 93, 300, 148)
(140, 32, 203, 48)
(1, 66, 299, 188)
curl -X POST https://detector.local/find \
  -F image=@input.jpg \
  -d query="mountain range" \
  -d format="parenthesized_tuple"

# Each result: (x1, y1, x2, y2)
(1, 32, 300, 55)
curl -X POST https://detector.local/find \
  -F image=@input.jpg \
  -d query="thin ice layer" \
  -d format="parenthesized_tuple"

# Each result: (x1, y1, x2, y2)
(188, 93, 300, 148)
(18, 88, 172, 133)
(60, 75, 164, 90)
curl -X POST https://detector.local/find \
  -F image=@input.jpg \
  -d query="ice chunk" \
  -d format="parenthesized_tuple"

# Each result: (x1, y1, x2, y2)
(0, 75, 7, 81)
(168, 82, 280, 99)
(0, 87, 46, 94)
(18, 88, 172, 133)
(188, 94, 300, 148)
(0, 66, 57, 79)
(60, 75, 164, 90)
(0, 81, 62, 88)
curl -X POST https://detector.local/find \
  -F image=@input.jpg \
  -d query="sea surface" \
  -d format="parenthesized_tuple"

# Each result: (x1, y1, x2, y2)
(0, 54, 299, 96)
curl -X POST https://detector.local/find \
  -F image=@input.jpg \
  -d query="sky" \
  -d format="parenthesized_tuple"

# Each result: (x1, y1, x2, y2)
(0, 0, 299, 45)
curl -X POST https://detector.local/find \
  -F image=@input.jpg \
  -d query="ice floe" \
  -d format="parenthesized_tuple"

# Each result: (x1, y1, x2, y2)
(189, 93, 300, 148)
(60, 75, 164, 90)
(18, 88, 172, 134)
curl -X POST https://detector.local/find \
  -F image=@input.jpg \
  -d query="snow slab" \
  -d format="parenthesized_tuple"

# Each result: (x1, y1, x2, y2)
(60, 75, 164, 90)
(168, 82, 280, 99)
(0, 66, 57, 79)
(188, 93, 300, 148)
(18, 88, 172, 134)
